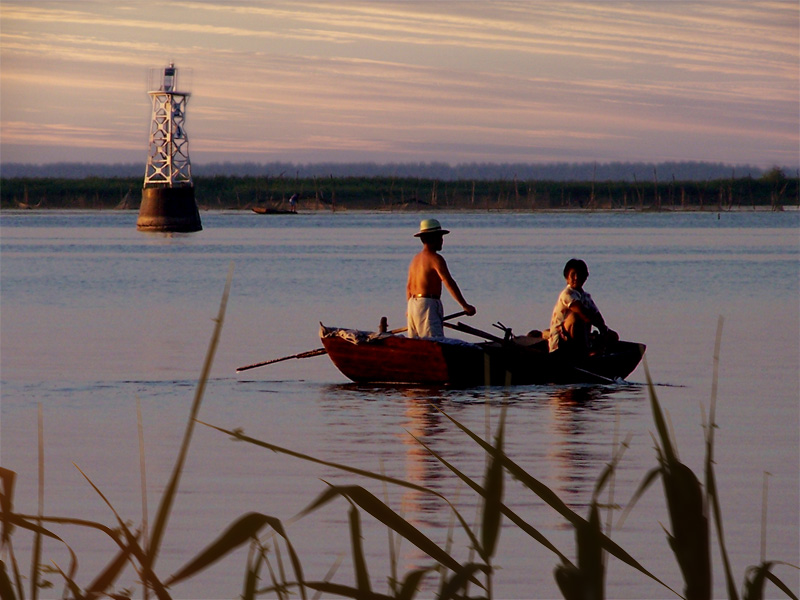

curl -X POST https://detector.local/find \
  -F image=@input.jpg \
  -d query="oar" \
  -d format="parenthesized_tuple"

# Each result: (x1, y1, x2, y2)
(236, 347, 328, 371)
(236, 310, 469, 372)
(444, 321, 505, 343)
(571, 366, 617, 385)
(444, 322, 619, 384)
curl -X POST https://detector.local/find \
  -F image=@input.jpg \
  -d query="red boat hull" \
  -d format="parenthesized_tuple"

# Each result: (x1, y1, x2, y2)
(320, 326, 645, 386)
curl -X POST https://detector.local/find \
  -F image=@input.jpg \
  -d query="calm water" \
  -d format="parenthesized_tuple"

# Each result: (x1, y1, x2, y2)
(1, 209, 798, 599)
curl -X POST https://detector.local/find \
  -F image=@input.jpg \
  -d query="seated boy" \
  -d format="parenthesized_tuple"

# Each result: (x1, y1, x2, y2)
(549, 258, 618, 355)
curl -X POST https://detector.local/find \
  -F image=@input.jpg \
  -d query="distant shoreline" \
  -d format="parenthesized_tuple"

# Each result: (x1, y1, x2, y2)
(3, 205, 797, 214)
(2, 172, 798, 211)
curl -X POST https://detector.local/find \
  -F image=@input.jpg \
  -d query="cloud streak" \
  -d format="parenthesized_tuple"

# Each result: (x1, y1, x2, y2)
(1, 1, 797, 166)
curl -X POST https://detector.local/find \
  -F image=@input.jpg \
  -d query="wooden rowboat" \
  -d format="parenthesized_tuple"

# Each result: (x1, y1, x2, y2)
(251, 206, 296, 215)
(320, 324, 646, 387)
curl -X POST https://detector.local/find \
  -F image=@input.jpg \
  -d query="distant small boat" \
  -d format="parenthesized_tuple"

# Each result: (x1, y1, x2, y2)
(16, 198, 42, 209)
(320, 324, 646, 387)
(251, 206, 297, 215)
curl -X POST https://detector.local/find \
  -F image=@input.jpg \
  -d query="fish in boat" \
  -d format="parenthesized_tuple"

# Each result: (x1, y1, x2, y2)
(319, 324, 645, 387)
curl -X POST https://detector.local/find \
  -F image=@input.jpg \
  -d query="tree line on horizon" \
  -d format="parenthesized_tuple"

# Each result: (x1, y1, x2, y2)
(2, 159, 797, 182)
(1, 168, 797, 211)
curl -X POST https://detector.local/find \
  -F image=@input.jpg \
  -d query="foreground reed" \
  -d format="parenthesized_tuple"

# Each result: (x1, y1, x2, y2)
(1, 278, 797, 600)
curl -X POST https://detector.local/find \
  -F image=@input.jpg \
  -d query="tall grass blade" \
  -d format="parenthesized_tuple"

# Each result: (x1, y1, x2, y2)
(438, 487, 460, 594)
(743, 561, 799, 600)
(0, 468, 17, 545)
(241, 538, 261, 600)
(438, 563, 491, 600)
(273, 534, 290, 600)
(396, 567, 433, 600)
(592, 434, 631, 504)
(3, 513, 79, 566)
(555, 502, 606, 600)
(0, 468, 25, 600)
(616, 467, 661, 527)
(311, 554, 344, 600)
(166, 512, 271, 585)
(136, 398, 149, 589)
(760, 472, 770, 564)
(704, 317, 738, 600)
(72, 464, 170, 600)
(347, 504, 372, 594)
(304, 580, 393, 599)
(84, 541, 134, 600)
(269, 538, 294, 600)
(295, 485, 466, 577)
(434, 406, 676, 595)
(47, 561, 83, 600)
(31, 404, 43, 600)
(480, 406, 505, 562)
(644, 362, 678, 467)
(147, 264, 233, 570)
(379, 459, 399, 596)
(554, 560, 582, 600)
(663, 467, 709, 596)
(11, 509, 158, 600)
(644, 362, 711, 600)
(0, 560, 16, 600)
(203, 423, 432, 496)
(3, 553, 23, 600)
(202, 422, 483, 563)
(580, 503, 605, 600)
(411, 430, 561, 563)
(167, 511, 305, 600)
(603, 410, 623, 540)
(435, 405, 579, 526)
(258, 542, 285, 600)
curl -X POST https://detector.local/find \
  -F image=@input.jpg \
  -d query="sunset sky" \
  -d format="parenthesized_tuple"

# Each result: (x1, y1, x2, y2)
(1, 1, 798, 168)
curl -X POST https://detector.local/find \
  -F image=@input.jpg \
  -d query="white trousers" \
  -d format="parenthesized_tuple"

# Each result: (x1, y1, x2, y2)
(407, 297, 444, 338)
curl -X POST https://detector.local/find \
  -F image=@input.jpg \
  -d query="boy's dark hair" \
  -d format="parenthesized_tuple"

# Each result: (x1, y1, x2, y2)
(563, 258, 588, 279)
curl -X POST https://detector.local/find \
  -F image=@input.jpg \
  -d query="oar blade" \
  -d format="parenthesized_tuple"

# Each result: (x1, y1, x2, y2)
(236, 348, 327, 372)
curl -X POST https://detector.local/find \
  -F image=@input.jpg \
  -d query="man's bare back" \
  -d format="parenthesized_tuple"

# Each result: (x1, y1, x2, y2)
(407, 247, 446, 298)
(406, 228, 475, 313)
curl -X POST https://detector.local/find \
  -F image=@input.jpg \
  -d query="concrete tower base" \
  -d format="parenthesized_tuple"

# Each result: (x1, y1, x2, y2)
(137, 186, 202, 232)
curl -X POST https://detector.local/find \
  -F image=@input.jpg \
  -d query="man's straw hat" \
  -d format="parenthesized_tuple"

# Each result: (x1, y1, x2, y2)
(414, 218, 449, 237)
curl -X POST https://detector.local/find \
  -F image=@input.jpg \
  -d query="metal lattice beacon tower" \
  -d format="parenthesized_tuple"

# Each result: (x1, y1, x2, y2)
(137, 63, 202, 232)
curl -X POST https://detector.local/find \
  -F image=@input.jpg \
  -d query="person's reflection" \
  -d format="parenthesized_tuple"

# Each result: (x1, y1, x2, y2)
(545, 385, 607, 504)
(400, 388, 446, 526)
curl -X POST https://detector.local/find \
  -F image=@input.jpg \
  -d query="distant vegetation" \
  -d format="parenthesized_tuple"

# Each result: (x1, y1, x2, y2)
(2, 167, 797, 211)
(1, 160, 789, 181)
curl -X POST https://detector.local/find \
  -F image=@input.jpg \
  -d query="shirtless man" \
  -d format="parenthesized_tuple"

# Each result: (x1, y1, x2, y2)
(406, 219, 476, 338)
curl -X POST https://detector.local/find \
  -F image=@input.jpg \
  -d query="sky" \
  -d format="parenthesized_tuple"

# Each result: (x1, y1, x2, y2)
(1, 1, 798, 168)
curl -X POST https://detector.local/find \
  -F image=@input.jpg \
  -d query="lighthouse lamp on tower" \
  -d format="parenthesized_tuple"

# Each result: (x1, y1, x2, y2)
(137, 63, 202, 232)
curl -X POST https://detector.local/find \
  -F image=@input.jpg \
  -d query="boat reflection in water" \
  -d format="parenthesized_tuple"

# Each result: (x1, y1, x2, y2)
(315, 380, 645, 567)
(543, 385, 621, 520)
(315, 382, 453, 528)
(398, 388, 449, 525)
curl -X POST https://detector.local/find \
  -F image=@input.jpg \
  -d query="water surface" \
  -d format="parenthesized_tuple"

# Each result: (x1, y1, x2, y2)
(1, 209, 798, 598)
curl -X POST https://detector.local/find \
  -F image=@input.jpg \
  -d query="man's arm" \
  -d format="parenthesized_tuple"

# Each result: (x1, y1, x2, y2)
(434, 255, 476, 315)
